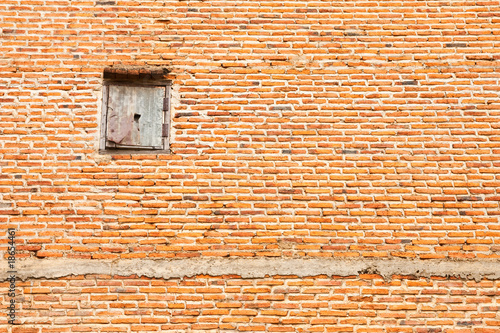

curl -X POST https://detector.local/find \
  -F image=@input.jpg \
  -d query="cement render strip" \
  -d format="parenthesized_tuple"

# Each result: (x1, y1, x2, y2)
(2, 258, 500, 281)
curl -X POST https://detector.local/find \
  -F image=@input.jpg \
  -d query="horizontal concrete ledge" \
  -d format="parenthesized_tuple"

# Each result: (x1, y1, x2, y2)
(2, 258, 500, 282)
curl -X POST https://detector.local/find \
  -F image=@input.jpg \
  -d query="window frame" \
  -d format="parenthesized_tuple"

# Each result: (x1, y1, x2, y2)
(99, 79, 171, 154)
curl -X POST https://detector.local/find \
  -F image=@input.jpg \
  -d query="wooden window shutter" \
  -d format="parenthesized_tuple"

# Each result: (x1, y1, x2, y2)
(104, 85, 166, 150)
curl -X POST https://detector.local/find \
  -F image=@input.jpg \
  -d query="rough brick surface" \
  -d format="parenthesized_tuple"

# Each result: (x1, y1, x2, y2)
(1, 0, 500, 260)
(2, 274, 500, 332)
(1, 0, 500, 330)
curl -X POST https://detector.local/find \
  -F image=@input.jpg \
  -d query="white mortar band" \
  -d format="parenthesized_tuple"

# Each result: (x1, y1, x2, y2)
(2, 258, 500, 282)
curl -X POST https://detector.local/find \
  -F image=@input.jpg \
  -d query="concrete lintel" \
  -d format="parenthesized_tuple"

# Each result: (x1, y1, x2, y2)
(1, 258, 500, 281)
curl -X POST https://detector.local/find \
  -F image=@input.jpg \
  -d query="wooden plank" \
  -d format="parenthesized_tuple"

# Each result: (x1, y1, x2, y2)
(106, 85, 135, 146)
(136, 85, 164, 148)
(99, 85, 108, 150)
(164, 83, 171, 150)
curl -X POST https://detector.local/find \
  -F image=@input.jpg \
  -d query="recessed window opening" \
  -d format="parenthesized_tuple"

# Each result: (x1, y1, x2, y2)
(99, 68, 171, 153)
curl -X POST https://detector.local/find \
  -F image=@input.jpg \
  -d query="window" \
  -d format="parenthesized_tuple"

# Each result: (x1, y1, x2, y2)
(100, 76, 170, 153)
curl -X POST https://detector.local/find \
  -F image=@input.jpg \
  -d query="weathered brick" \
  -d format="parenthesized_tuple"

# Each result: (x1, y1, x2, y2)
(2, 0, 500, 330)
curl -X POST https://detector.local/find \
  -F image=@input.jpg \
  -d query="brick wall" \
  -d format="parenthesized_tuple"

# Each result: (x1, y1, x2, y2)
(1, 0, 500, 331)
(4, 275, 500, 332)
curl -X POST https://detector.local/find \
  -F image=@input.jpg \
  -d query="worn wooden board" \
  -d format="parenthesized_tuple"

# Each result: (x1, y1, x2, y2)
(99, 85, 108, 150)
(106, 85, 165, 149)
